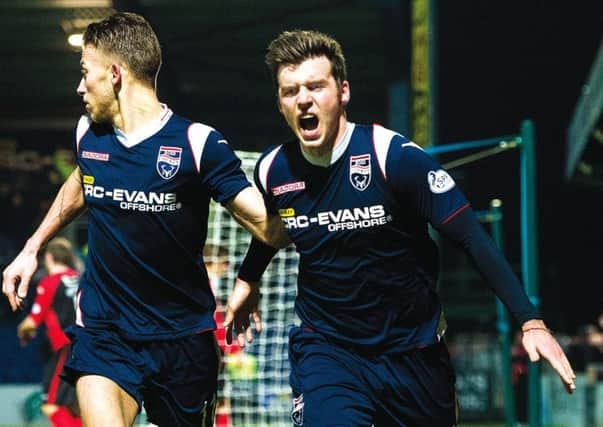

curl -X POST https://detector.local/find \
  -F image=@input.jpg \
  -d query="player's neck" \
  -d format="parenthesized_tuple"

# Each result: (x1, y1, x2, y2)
(301, 118, 352, 167)
(112, 84, 163, 134)
(47, 263, 70, 275)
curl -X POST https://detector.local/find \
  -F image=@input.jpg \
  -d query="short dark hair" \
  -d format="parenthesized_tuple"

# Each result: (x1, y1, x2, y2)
(83, 12, 162, 87)
(265, 29, 347, 90)
(45, 237, 77, 269)
(203, 244, 228, 260)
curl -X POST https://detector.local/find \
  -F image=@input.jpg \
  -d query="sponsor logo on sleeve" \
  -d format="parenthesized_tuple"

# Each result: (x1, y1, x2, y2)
(156, 146, 182, 180)
(349, 154, 371, 191)
(427, 169, 455, 193)
(81, 150, 110, 161)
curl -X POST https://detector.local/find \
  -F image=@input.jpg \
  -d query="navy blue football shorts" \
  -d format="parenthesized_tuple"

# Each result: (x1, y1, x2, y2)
(288, 326, 458, 427)
(62, 326, 220, 427)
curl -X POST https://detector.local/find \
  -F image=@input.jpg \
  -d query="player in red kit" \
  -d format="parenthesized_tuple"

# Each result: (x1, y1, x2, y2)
(17, 237, 81, 427)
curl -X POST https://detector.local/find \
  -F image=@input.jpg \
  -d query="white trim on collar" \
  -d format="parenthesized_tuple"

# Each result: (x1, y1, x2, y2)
(301, 121, 355, 167)
(114, 104, 173, 148)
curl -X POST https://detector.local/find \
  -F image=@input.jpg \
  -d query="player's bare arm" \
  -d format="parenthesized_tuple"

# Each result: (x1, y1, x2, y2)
(225, 186, 290, 249)
(2, 167, 86, 311)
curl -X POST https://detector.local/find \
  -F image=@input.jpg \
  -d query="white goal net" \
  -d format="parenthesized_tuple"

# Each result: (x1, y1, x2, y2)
(206, 150, 299, 427)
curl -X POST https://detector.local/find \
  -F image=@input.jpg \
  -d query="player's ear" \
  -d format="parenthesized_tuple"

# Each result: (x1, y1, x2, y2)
(340, 80, 350, 107)
(110, 63, 122, 85)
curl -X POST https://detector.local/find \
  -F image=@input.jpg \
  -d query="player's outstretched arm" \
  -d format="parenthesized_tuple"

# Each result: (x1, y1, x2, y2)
(437, 207, 576, 393)
(521, 319, 576, 393)
(2, 167, 85, 311)
(224, 277, 261, 348)
(225, 186, 290, 249)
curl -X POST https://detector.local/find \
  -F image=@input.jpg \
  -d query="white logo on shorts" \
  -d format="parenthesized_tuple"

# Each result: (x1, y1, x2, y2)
(291, 394, 304, 426)
(427, 169, 455, 194)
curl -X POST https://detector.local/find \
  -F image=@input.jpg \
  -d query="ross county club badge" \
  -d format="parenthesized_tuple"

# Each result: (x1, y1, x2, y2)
(349, 154, 371, 191)
(291, 394, 304, 426)
(156, 146, 182, 180)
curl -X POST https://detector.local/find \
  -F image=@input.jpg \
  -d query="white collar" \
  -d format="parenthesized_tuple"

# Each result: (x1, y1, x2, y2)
(301, 121, 355, 167)
(113, 104, 173, 148)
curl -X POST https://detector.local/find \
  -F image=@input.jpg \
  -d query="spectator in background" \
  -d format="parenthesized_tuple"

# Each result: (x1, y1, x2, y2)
(17, 237, 81, 427)
(595, 312, 603, 380)
(567, 323, 603, 373)
(204, 243, 242, 427)
(586, 323, 603, 355)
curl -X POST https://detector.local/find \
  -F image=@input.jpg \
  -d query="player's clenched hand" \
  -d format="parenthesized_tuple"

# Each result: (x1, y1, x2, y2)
(17, 316, 37, 346)
(521, 319, 576, 394)
(224, 277, 261, 348)
(2, 248, 38, 312)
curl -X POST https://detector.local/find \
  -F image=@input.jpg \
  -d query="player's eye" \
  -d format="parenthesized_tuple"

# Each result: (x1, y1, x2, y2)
(280, 87, 297, 97)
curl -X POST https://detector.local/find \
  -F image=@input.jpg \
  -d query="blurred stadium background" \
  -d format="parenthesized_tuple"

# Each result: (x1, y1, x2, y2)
(1, 1, 601, 426)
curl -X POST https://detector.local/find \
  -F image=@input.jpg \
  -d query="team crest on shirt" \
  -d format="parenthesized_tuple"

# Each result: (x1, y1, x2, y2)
(349, 154, 371, 191)
(156, 146, 182, 180)
(291, 394, 304, 426)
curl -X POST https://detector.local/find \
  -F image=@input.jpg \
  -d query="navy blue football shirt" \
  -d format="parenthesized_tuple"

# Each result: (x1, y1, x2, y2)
(254, 123, 471, 353)
(74, 106, 250, 340)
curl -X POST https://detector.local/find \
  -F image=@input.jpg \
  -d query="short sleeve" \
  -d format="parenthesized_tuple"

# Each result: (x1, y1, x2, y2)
(73, 115, 92, 165)
(197, 129, 250, 204)
(253, 145, 282, 215)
